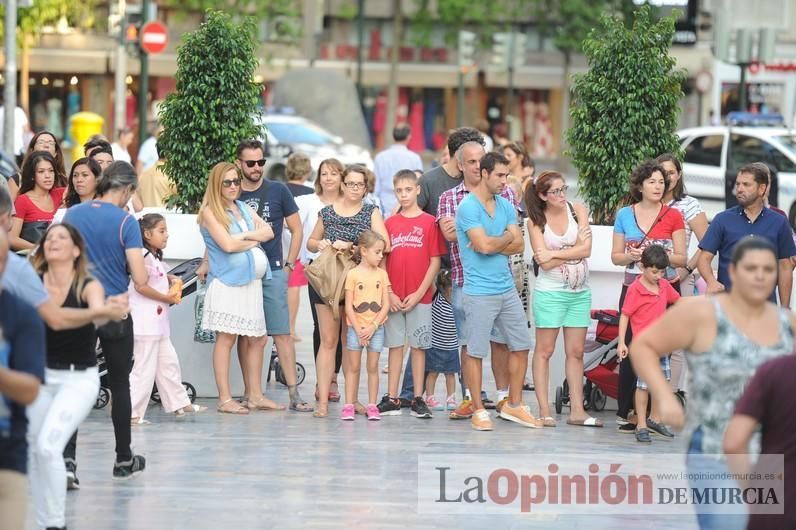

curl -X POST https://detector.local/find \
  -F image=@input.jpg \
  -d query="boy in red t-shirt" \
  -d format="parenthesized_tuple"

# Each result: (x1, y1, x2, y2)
(379, 170, 447, 419)
(618, 245, 680, 443)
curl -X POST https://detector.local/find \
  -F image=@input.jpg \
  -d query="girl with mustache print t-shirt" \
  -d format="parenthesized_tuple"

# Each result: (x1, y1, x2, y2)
(344, 266, 391, 329)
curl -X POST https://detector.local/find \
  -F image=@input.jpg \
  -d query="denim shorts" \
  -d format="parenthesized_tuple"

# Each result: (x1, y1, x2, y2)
(636, 354, 671, 390)
(262, 268, 290, 336)
(425, 347, 460, 374)
(346, 325, 385, 353)
(451, 284, 506, 347)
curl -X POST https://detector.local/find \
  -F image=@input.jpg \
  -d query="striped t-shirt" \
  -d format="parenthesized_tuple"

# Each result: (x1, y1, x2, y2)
(669, 195, 703, 246)
(431, 291, 458, 351)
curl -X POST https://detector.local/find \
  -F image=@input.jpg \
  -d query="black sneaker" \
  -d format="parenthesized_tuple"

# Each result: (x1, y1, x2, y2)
(65, 459, 79, 490)
(113, 455, 146, 480)
(647, 418, 675, 438)
(410, 397, 432, 419)
(377, 395, 402, 416)
(617, 423, 636, 433)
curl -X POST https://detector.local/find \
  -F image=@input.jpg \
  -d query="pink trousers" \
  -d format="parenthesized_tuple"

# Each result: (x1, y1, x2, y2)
(130, 336, 190, 418)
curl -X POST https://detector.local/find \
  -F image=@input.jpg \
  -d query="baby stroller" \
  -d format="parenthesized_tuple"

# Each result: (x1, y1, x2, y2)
(94, 258, 202, 409)
(555, 309, 620, 414)
(554, 309, 687, 414)
(266, 347, 306, 386)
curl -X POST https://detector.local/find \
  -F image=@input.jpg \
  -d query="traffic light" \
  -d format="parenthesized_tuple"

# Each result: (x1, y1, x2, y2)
(491, 32, 525, 70)
(458, 30, 477, 69)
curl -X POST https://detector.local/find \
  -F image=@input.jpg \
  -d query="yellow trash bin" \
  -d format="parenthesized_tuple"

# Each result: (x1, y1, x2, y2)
(69, 112, 105, 162)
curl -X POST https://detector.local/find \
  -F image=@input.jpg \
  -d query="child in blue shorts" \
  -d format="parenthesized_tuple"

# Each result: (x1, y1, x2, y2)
(424, 270, 460, 411)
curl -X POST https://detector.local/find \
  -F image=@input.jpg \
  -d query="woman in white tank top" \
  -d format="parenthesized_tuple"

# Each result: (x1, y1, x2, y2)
(524, 170, 600, 428)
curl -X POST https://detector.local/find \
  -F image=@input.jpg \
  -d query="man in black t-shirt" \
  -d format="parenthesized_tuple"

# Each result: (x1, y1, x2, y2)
(236, 139, 312, 412)
(0, 229, 45, 530)
(418, 127, 484, 220)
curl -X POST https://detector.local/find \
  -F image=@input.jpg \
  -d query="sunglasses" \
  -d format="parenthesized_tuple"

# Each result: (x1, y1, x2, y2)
(222, 178, 242, 188)
(239, 159, 266, 168)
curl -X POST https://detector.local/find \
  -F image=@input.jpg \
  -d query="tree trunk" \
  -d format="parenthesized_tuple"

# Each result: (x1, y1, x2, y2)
(384, 0, 401, 147)
(20, 34, 30, 114)
(557, 50, 571, 171)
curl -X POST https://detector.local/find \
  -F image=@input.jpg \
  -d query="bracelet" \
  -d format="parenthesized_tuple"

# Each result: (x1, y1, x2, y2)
(685, 265, 693, 274)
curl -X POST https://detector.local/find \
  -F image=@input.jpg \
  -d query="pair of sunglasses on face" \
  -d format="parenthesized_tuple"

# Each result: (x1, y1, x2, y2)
(239, 158, 266, 168)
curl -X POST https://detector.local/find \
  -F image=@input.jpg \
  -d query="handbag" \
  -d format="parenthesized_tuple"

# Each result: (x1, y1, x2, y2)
(193, 280, 216, 344)
(20, 221, 49, 245)
(304, 246, 355, 320)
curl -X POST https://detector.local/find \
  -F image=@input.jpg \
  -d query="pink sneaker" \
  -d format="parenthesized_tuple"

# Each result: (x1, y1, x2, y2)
(366, 404, 381, 421)
(446, 395, 457, 411)
(340, 404, 355, 421)
(426, 395, 444, 411)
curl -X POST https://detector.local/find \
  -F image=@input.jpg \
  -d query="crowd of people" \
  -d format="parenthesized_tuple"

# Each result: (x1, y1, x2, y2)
(1, 123, 795, 530)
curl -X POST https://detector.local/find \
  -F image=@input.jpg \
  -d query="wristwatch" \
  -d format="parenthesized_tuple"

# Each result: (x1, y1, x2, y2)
(285, 261, 295, 270)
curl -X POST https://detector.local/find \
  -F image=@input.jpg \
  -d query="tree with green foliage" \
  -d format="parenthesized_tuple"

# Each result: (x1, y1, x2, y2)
(567, 6, 685, 224)
(0, 0, 97, 112)
(158, 10, 264, 213)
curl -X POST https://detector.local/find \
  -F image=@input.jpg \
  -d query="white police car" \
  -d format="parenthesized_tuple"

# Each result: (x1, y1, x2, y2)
(677, 120, 796, 225)
(255, 113, 373, 182)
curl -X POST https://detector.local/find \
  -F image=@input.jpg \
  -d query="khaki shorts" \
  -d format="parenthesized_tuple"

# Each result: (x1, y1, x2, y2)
(384, 303, 433, 349)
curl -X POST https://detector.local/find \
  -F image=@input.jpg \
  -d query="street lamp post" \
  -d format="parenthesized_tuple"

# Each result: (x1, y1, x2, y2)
(3, 0, 17, 161)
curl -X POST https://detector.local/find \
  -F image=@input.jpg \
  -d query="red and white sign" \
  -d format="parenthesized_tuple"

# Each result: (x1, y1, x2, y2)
(139, 21, 168, 55)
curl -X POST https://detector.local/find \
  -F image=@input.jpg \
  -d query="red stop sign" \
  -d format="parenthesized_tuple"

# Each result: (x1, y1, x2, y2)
(140, 21, 168, 55)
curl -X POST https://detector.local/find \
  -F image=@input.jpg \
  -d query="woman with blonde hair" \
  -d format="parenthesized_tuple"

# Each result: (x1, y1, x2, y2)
(197, 161, 278, 414)
(296, 159, 345, 401)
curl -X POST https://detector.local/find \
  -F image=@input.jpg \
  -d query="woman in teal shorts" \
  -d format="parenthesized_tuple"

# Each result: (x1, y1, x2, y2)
(524, 170, 602, 428)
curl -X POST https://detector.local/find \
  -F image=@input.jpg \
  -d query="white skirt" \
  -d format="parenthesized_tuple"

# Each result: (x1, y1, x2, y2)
(201, 278, 266, 337)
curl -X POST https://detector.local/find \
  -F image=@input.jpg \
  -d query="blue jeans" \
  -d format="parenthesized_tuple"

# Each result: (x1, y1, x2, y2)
(400, 352, 466, 402)
(686, 427, 748, 530)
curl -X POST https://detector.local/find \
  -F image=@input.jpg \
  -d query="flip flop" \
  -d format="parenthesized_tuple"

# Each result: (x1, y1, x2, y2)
(217, 399, 250, 415)
(290, 400, 314, 412)
(247, 397, 286, 411)
(313, 406, 328, 418)
(566, 417, 604, 428)
(539, 416, 557, 427)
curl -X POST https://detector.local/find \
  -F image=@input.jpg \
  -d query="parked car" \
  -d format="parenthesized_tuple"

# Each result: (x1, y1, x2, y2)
(254, 114, 373, 182)
(677, 125, 796, 225)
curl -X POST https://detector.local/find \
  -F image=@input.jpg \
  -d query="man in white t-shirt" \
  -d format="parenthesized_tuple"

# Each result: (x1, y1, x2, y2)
(0, 98, 31, 157)
(111, 127, 134, 164)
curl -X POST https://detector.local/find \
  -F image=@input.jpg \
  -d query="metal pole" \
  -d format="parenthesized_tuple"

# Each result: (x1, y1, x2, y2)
(138, 0, 151, 149)
(737, 63, 747, 113)
(3, 0, 18, 160)
(457, 71, 464, 128)
(114, 0, 128, 134)
(506, 32, 515, 119)
(355, 0, 365, 106)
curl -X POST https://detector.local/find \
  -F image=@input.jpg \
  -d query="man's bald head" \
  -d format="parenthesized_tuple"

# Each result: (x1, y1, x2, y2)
(0, 184, 12, 232)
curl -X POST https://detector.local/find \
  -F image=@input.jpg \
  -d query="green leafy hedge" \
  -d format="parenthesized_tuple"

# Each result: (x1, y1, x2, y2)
(567, 6, 685, 224)
(159, 10, 264, 213)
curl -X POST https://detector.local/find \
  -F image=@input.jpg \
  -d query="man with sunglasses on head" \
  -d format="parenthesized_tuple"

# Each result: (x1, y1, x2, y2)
(236, 139, 312, 412)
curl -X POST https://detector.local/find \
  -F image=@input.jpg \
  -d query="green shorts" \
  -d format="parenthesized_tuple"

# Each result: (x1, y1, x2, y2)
(532, 289, 591, 329)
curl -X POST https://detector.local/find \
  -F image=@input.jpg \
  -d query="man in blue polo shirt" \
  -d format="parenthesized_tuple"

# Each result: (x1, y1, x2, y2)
(455, 151, 540, 432)
(0, 228, 45, 530)
(697, 162, 796, 306)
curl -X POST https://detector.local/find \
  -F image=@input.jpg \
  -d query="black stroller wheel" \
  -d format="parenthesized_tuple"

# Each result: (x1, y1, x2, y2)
(591, 386, 607, 411)
(295, 363, 306, 386)
(151, 384, 161, 404)
(95, 387, 111, 409)
(555, 386, 563, 414)
(183, 382, 197, 403)
(674, 390, 686, 409)
(583, 381, 593, 411)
